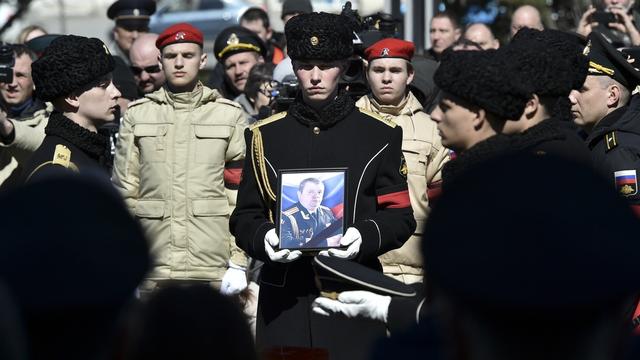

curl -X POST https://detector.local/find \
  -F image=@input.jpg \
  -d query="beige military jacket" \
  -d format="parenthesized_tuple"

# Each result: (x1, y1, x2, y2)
(356, 92, 449, 278)
(112, 83, 248, 281)
(0, 104, 51, 188)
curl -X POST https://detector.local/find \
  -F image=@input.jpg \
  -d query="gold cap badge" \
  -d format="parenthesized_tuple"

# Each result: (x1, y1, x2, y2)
(227, 33, 239, 45)
(310, 36, 319, 46)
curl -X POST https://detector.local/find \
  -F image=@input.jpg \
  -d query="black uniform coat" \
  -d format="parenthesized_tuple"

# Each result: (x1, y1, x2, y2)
(514, 117, 592, 165)
(22, 112, 110, 183)
(230, 93, 416, 360)
(586, 95, 640, 214)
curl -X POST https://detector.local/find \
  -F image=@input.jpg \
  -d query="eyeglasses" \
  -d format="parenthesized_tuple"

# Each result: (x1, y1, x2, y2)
(130, 64, 161, 76)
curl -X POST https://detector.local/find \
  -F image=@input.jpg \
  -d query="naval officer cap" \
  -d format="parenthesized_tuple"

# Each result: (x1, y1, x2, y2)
(214, 26, 267, 62)
(107, 0, 156, 30)
(285, 12, 354, 61)
(312, 256, 417, 298)
(584, 31, 640, 89)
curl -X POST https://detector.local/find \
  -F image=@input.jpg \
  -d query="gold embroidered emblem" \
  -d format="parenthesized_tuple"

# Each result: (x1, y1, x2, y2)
(52, 144, 71, 168)
(621, 184, 636, 195)
(399, 154, 408, 178)
(227, 33, 239, 45)
(310, 36, 319, 46)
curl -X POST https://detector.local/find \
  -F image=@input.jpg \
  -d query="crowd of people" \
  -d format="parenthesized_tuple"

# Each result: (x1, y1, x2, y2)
(3, 0, 640, 359)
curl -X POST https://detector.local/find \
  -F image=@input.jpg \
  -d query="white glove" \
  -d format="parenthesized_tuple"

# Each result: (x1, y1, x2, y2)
(318, 227, 362, 259)
(311, 290, 391, 323)
(265, 228, 302, 263)
(220, 261, 248, 295)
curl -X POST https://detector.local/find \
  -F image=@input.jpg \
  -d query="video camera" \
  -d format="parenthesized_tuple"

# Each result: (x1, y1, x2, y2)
(272, 75, 299, 113)
(0, 42, 14, 84)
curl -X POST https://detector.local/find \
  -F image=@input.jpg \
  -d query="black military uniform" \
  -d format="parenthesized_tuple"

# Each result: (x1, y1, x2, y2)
(503, 28, 592, 164)
(581, 32, 640, 214)
(281, 202, 337, 248)
(230, 12, 415, 360)
(106, 0, 156, 63)
(22, 35, 115, 182)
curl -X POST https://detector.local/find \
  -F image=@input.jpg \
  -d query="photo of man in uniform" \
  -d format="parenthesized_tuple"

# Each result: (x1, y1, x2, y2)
(280, 177, 341, 249)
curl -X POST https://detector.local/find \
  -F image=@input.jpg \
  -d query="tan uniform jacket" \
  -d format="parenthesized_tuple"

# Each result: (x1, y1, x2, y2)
(356, 92, 449, 277)
(0, 104, 51, 188)
(112, 83, 248, 281)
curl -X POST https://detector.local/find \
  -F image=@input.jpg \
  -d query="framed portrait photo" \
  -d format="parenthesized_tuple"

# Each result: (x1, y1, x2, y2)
(276, 168, 347, 251)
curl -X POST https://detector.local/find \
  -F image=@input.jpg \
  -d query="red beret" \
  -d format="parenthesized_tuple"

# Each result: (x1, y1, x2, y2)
(364, 38, 415, 62)
(156, 23, 203, 50)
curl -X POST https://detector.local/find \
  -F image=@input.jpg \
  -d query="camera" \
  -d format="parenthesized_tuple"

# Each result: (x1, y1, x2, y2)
(272, 75, 299, 113)
(0, 42, 14, 84)
(592, 10, 618, 25)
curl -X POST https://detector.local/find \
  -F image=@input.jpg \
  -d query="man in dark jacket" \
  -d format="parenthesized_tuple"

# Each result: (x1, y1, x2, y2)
(230, 11, 415, 360)
(22, 35, 121, 182)
(500, 28, 591, 164)
(570, 32, 640, 216)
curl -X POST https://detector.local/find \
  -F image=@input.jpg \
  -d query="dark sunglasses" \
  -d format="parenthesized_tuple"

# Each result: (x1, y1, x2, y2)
(130, 64, 161, 75)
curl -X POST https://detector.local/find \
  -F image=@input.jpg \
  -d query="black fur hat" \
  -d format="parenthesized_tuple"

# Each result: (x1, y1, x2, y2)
(31, 35, 115, 102)
(508, 28, 588, 96)
(434, 49, 528, 120)
(285, 12, 353, 61)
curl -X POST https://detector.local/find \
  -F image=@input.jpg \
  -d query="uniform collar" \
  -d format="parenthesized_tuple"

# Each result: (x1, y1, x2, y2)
(44, 111, 109, 161)
(289, 91, 355, 129)
(165, 81, 204, 109)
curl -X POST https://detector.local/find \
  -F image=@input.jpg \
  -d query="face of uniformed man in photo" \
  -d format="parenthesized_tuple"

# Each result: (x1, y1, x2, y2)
(161, 42, 207, 93)
(298, 180, 324, 213)
(294, 60, 343, 105)
(76, 75, 121, 124)
(224, 51, 262, 93)
(367, 58, 414, 107)
(430, 93, 480, 152)
(569, 76, 611, 132)
(0, 53, 34, 107)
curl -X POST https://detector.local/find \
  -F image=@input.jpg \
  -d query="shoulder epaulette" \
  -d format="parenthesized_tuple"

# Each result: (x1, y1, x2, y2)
(359, 108, 397, 128)
(26, 144, 78, 182)
(216, 97, 242, 109)
(249, 111, 287, 131)
(283, 206, 299, 216)
(127, 97, 152, 109)
(605, 131, 618, 152)
(319, 205, 331, 211)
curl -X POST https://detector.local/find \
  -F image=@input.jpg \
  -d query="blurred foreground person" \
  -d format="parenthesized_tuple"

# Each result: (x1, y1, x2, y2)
(0, 173, 150, 360)
(125, 284, 256, 360)
(315, 155, 640, 360)
(22, 35, 121, 182)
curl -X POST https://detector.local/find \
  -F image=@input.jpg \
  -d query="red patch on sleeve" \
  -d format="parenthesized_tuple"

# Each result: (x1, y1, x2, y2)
(377, 190, 411, 209)
(224, 168, 242, 187)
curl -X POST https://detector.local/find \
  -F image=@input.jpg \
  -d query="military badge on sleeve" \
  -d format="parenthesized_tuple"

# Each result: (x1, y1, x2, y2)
(614, 170, 638, 196)
(399, 154, 408, 179)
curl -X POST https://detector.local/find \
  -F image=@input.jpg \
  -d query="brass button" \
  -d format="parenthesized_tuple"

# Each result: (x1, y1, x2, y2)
(313, 126, 320, 135)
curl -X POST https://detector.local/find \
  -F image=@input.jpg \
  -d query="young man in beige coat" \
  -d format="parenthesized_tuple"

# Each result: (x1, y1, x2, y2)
(356, 38, 449, 284)
(112, 23, 248, 296)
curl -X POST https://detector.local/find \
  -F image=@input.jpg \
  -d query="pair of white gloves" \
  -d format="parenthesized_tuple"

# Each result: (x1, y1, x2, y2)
(220, 227, 363, 295)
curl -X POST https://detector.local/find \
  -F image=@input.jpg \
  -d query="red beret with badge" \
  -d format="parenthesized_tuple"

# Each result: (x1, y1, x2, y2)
(364, 38, 415, 62)
(156, 23, 204, 50)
